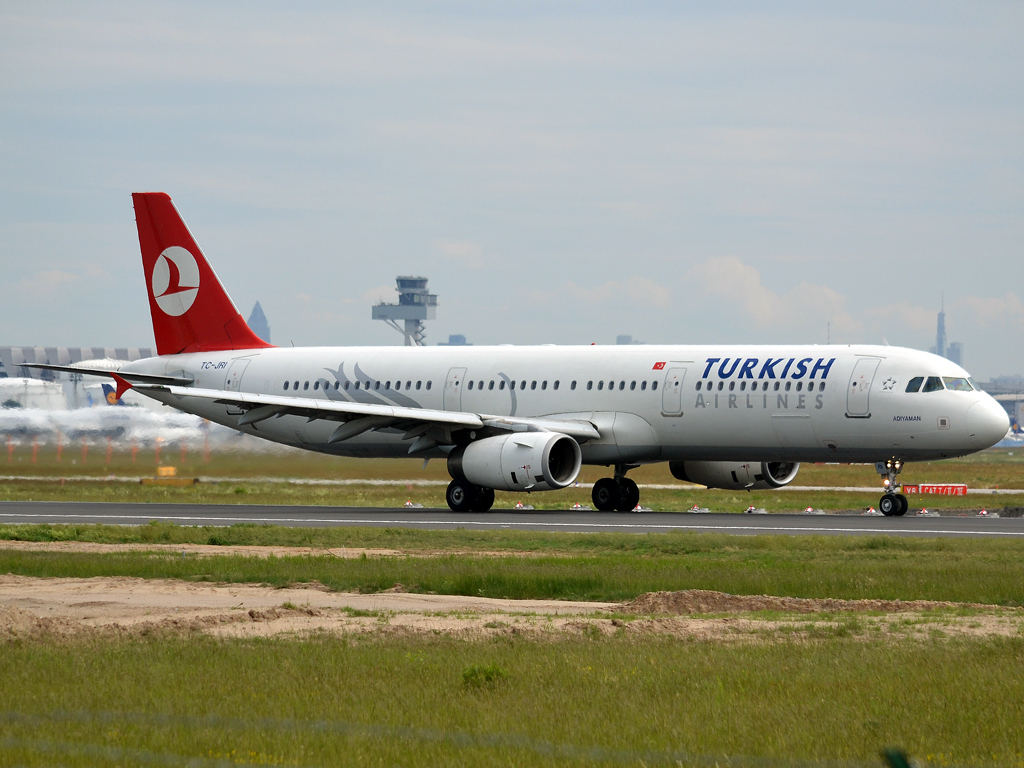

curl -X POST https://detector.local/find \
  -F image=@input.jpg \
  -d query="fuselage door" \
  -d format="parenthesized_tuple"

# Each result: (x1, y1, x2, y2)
(846, 357, 881, 418)
(224, 358, 251, 392)
(661, 367, 686, 416)
(444, 367, 467, 411)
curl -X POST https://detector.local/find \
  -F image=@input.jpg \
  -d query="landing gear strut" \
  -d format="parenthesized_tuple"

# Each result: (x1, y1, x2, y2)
(592, 465, 641, 512)
(877, 458, 908, 517)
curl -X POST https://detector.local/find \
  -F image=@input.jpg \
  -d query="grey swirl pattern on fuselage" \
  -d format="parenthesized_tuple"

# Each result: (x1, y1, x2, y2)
(321, 363, 423, 408)
(497, 372, 516, 416)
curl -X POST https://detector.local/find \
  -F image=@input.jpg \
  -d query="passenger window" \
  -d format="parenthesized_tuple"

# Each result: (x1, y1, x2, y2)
(598, 381, 604, 390)
(499, 381, 505, 390)
(314, 381, 320, 390)
(785, 382, 791, 391)
(283, 382, 289, 390)
(406, 381, 412, 390)
(619, 381, 625, 391)
(509, 380, 516, 389)
(641, 381, 647, 390)
(773, 382, 780, 391)
(652, 381, 658, 391)
(943, 377, 973, 392)
(344, 381, 350, 390)
(293, 381, 299, 390)
(631, 381, 636, 391)
(520, 381, 526, 390)
(542, 381, 548, 390)
(374, 381, 379, 390)
(796, 382, 802, 392)
(906, 377, 923, 393)
(587, 381, 593, 390)
(922, 377, 943, 393)
(303, 381, 309, 390)
(416, 381, 422, 390)
(386, 381, 391, 390)
(478, 381, 483, 389)
(488, 381, 495, 390)
(334, 382, 339, 390)
(426, 381, 432, 390)
(531, 381, 537, 390)
(553, 381, 559, 390)
(569, 381, 576, 390)
(717, 381, 724, 391)
(764, 382, 770, 391)
(609, 381, 615, 390)
(740, 381, 746, 392)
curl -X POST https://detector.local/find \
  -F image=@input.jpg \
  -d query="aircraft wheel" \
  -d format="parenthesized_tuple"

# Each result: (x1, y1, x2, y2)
(894, 493, 908, 517)
(592, 478, 620, 512)
(471, 487, 495, 512)
(615, 478, 640, 512)
(446, 480, 478, 512)
(879, 494, 899, 516)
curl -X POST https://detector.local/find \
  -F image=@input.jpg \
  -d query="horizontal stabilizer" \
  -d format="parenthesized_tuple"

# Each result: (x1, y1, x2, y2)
(25, 364, 194, 387)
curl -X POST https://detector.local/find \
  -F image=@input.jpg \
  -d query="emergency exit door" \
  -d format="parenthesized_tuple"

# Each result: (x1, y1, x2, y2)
(846, 358, 880, 418)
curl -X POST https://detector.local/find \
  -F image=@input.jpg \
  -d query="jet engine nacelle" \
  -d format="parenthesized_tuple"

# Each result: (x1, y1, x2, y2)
(669, 460, 800, 491)
(448, 432, 582, 492)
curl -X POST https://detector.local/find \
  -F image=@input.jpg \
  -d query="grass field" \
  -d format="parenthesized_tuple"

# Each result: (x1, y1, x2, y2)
(3, 529, 1024, 604)
(3, 448, 1023, 766)
(2, 447, 1023, 511)
(3, 633, 1023, 767)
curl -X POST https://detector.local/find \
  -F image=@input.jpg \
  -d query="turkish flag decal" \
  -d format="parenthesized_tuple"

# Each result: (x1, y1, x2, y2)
(652, 362, 666, 370)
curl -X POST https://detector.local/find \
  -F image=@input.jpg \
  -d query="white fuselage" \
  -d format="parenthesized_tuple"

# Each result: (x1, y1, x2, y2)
(123, 343, 1009, 465)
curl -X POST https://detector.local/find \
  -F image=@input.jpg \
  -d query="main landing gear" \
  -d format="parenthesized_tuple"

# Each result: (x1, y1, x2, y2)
(877, 458, 908, 517)
(445, 479, 495, 512)
(592, 465, 641, 512)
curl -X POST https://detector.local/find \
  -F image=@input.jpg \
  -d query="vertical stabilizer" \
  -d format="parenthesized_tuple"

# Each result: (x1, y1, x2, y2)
(132, 193, 273, 356)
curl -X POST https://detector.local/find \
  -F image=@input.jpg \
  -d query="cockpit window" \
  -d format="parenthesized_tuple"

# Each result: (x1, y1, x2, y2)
(922, 376, 944, 393)
(905, 377, 923, 393)
(943, 377, 973, 392)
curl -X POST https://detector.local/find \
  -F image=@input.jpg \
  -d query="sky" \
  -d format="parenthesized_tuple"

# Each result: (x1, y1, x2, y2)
(1, 2, 1022, 379)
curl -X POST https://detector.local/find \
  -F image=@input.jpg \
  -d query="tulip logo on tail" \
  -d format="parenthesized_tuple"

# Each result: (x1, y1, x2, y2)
(152, 246, 200, 316)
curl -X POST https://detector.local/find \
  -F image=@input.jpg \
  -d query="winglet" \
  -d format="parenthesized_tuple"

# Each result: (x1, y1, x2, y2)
(112, 373, 134, 400)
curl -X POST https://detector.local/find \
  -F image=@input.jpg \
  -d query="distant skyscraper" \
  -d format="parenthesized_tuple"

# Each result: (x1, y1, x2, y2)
(438, 334, 470, 346)
(928, 298, 963, 366)
(617, 335, 643, 345)
(947, 342, 963, 367)
(248, 301, 271, 344)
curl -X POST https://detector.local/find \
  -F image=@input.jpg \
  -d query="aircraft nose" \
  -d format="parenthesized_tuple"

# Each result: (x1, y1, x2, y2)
(967, 398, 1010, 448)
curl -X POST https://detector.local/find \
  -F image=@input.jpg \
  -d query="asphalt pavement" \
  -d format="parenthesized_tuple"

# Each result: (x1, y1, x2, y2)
(0, 501, 1020, 537)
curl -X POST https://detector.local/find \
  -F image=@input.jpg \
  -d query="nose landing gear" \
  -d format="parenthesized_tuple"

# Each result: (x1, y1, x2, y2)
(592, 464, 641, 512)
(877, 458, 908, 517)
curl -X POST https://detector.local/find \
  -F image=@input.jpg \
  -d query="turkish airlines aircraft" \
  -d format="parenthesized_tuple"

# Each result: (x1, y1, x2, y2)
(34, 194, 1010, 516)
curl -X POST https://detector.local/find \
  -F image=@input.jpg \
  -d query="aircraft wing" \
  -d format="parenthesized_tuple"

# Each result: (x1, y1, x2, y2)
(132, 383, 601, 447)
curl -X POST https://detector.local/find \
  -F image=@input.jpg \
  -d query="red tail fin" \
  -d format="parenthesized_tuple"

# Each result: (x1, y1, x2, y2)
(132, 193, 273, 356)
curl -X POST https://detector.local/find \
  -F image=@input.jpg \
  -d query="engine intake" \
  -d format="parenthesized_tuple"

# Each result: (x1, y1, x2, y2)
(669, 461, 800, 491)
(448, 432, 582, 492)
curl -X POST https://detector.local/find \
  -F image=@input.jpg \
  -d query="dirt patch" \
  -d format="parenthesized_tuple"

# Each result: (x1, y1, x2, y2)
(1, 578, 1018, 643)
(0, 540, 402, 559)
(619, 589, 987, 615)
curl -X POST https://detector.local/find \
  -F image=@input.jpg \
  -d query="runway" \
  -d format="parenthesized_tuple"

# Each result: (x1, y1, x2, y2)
(1, 501, 1021, 538)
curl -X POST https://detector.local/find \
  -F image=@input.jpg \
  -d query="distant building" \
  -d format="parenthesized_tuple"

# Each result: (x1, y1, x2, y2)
(248, 301, 271, 344)
(438, 335, 470, 346)
(616, 335, 643, 345)
(927, 300, 963, 366)
(371, 276, 437, 346)
(0, 347, 154, 380)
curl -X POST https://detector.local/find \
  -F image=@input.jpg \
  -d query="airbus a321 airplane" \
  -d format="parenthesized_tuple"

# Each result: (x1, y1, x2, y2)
(34, 193, 1010, 516)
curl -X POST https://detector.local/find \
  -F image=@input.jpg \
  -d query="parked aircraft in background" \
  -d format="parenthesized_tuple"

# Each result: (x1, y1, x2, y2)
(32, 194, 1010, 516)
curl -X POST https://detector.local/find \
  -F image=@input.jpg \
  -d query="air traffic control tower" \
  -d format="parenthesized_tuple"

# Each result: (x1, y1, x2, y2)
(371, 276, 437, 346)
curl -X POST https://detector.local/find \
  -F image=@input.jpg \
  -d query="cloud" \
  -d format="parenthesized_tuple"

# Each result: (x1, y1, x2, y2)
(560, 276, 671, 308)
(361, 285, 396, 305)
(436, 240, 487, 269)
(955, 293, 1024, 330)
(17, 270, 80, 297)
(687, 257, 862, 336)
